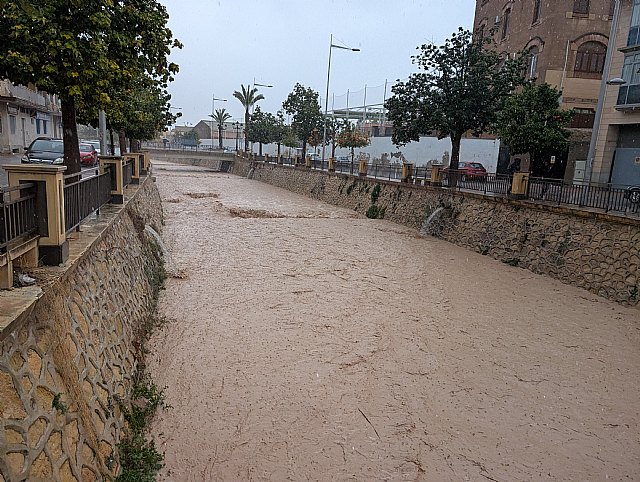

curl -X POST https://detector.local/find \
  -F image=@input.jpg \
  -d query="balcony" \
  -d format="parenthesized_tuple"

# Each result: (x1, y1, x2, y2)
(616, 84, 640, 110)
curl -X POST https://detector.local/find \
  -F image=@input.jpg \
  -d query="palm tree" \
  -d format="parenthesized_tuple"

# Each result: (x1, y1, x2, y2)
(211, 108, 232, 149)
(233, 84, 264, 152)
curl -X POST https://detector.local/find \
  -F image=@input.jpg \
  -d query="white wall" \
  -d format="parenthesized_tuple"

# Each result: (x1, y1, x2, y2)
(251, 135, 502, 173)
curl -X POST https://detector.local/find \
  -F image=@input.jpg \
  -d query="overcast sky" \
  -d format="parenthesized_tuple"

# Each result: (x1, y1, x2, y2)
(160, 0, 476, 126)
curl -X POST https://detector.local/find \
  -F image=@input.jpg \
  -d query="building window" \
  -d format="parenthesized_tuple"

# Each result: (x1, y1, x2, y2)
(574, 41, 606, 78)
(9, 115, 16, 135)
(43, 120, 47, 135)
(628, 0, 640, 47)
(617, 52, 640, 105)
(36, 119, 41, 135)
(528, 47, 539, 79)
(532, 0, 541, 24)
(501, 8, 511, 40)
(573, 0, 589, 15)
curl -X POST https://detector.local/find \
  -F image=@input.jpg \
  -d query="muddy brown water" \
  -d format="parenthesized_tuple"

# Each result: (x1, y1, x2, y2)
(148, 162, 639, 481)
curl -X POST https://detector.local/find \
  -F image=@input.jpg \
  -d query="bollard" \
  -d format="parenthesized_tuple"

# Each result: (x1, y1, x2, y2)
(511, 172, 529, 198)
(401, 163, 414, 183)
(305, 155, 312, 168)
(430, 164, 444, 185)
(328, 157, 336, 172)
(358, 159, 368, 177)
(99, 156, 125, 204)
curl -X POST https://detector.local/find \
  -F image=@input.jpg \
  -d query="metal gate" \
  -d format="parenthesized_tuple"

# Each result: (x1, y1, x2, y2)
(610, 148, 640, 186)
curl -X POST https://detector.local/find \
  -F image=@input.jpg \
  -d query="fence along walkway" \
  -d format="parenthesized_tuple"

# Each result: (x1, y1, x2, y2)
(249, 154, 640, 219)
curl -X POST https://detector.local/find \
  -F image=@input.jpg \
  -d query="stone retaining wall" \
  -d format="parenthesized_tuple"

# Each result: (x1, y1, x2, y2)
(0, 177, 163, 481)
(234, 159, 640, 305)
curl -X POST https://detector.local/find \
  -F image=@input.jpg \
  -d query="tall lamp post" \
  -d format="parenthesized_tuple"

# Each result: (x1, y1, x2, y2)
(209, 94, 227, 150)
(585, 0, 622, 185)
(322, 34, 360, 164)
(233, 121, 241, 152)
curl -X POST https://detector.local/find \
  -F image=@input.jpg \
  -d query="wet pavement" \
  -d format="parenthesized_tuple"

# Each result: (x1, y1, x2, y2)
(149, 161, 640, 481)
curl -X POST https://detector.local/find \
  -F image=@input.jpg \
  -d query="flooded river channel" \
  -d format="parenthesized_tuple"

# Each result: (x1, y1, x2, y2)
(149, 162, 639, 481)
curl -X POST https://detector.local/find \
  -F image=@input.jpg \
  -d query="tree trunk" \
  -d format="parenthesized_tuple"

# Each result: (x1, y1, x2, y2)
(277, 142, 281, 159)
(350, 147, 355, 174)
(331, 141, 336, 158)
(301, 140, 307, 165)
(118, 130, 127, 155)
(448, 131, 463, 187)
(218, 125, 224, 150)
(259, 143, 263, 156)
(61, 98, 81, 176)
(244, 110, 250, 152)
(109, 129, 115, 155)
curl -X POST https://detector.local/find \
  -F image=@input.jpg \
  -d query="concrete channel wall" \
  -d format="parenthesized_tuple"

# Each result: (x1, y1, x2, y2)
(0, 177, 163, 481)
(233, 159, 640, 306)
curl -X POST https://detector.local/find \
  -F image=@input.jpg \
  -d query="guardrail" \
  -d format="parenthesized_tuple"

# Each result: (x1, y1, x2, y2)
(0, 183, 38, 252)
(245, 155, 640, 219)
(63, 167, 114, 233)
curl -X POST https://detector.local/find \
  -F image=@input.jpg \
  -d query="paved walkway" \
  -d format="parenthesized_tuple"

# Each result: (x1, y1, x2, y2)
(149, 161, 639, 481)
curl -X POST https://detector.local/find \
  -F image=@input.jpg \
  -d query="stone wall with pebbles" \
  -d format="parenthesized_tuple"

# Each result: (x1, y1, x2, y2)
(0, 177, 163, 481)
(234, 160, 640, 305)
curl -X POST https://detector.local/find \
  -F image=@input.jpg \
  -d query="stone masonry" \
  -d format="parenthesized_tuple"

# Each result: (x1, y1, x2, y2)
(0, 177, 163, 481)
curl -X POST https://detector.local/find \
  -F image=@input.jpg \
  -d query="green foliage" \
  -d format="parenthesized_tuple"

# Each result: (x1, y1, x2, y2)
(493, 82, 574, 176)
(366, 205, 385, 219)
(281, 126, 299, 149)
(174, 129, 199, 146)
(0, 0, 181, 171)
(247, 106, 282, 148)
(211, 108, 232, 149)
(116, 377, 166, 482)
(385, 28, 526, 169)
(370, 183, 381, 204)
(233, 84, 265, 151)
(52, 393, 68, 414)
(282, 83, 323, 161)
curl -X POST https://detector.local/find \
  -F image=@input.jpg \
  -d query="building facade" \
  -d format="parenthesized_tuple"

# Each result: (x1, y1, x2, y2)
(0, 80, 62, 154)
(592, 0, 640, 185)
(474, 0, 614, 118)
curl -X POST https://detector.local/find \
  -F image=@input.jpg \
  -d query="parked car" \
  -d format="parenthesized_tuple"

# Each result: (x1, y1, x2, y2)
(79, 142, 98, 166)
(21, 137, 64, 164)
(442, 161, 488, 181)
(624, 186, 640, 204)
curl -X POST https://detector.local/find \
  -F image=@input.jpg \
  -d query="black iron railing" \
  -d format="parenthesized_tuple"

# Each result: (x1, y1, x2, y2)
(441, 170, 512, 196)
(0, 183, 38, 252)
(526, 178, 639, 215)
(63, 168, 114, 233)
(123, 159, 133, 187)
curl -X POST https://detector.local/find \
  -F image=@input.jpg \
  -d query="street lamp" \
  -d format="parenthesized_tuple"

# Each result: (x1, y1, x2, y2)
(322, 34, 360, 164)
(585, 0, 621, 185)
(209, 94, 227, 150)
(233, 121, 241, 152)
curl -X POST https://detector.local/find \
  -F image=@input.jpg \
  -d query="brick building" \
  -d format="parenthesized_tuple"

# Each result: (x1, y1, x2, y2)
(474, 1, 616, 177)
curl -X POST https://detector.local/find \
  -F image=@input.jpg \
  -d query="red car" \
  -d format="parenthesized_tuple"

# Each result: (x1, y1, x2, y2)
(442, 161, 487, 181)
(79, 142, 98, 166)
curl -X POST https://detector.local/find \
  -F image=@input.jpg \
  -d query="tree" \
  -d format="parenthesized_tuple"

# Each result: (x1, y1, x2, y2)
(282, 83, 323, 161)
(174, 129, 200, 146)
(247, 106, 281, 156)
(385, 28, 526, 176)
(336, 121, 370, 174)
(0, 0, 181, 174)
(233, 84, 264, 152)
(493, 82, 574, 177)
(325, 118, 341, 158)
(307, 128, 322, 154)
(281, 125, 299, 157)
(211, 108, 232, 149)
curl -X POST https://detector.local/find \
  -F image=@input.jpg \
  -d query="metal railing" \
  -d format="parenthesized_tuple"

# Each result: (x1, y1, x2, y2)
(526, 177, 639, 215)
(442, 170, 512, 196)
(63, 167, 114, 233)
(123, 159, 133, 187)
(0, 183, 38, 252)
